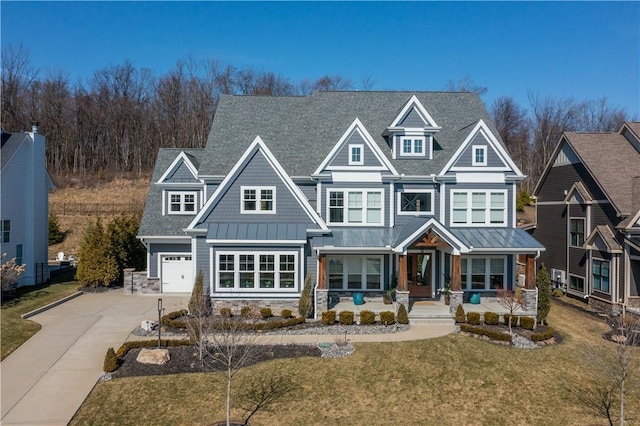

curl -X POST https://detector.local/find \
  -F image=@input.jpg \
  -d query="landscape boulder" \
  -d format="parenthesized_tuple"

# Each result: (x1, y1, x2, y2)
(136, 348, 170, 365)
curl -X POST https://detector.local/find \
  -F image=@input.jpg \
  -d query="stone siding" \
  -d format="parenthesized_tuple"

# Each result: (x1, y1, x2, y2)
(210, 298, 301, 317)
(589, 297, 620, 315)
(123, 269, 160, 294)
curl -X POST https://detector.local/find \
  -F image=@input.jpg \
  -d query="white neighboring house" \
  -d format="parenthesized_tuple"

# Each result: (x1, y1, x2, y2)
(1, 123, 52, 286)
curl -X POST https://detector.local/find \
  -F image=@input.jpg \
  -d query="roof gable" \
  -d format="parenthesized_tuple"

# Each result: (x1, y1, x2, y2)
(564, 181, 593, 204)
(313, 118, 398, 175)
(585, 225, 622, 253)
(389, 95, 440, 130)
(157, 151, 199, 183)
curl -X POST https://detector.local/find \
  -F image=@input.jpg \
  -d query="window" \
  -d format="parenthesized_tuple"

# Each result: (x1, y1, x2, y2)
(327, 189, 384, 225)
(216, 251, 297, 291)
(168, 192, 196, 214)
(398, 191, 434, 215)
(1, 220, 9, 243)
(570, 218, 585, 247)
(592, 259, 610, 293)
(569, 275, 585, 292)
(349, 144, 363, 165)
(461, 257, 505, 290)
(451, 191, 506, 226)
(241, 187, 275, 213)
(401, 137, 427, 156)
(472, 146, 487, 166)
(327, 256, 383, 290)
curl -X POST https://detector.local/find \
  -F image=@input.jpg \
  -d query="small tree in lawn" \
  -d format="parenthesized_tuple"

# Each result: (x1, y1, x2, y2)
(497, 288, 524, 334)
(237, 369, 300, 426)
(1, 253, 26, 292)
(298, 272, 313, 318)
(185, 270, 209, 365)
(536, 265, 551, 325)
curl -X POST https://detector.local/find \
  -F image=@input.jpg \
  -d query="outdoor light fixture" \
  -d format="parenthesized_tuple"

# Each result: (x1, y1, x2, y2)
(157, 298, 163, 348)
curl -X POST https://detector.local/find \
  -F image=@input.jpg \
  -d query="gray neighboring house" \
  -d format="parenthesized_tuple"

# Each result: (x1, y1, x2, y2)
(138, 91, 544, 315)
(532, 122, 640, 314)
(0, 124, 52, 286)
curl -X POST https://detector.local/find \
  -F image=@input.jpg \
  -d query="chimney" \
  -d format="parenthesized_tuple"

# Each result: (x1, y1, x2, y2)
(31, 121, 39, 133)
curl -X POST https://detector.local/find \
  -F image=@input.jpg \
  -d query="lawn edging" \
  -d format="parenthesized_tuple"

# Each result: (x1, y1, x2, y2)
(20, 291, 84, 319)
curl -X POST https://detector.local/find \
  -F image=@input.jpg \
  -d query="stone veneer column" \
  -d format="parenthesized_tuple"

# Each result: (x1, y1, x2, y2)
(396, 290, 409, 310)
(315, 289, 328, 319)
(522, 288, 538, 314)
(449, 254, 463, 314)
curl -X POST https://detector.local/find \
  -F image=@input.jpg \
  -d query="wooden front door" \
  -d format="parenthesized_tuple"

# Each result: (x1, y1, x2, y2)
(408, 252, 432, 298)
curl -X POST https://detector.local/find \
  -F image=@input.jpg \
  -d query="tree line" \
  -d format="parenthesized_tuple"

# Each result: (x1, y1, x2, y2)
(2, 45, 633, 190)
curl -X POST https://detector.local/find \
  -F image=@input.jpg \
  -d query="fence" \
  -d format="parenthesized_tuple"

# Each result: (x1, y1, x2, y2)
(50, 202, 144, 216)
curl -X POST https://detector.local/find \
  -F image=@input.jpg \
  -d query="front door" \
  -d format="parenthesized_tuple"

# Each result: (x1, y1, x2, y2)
(407, 252, 432, 298)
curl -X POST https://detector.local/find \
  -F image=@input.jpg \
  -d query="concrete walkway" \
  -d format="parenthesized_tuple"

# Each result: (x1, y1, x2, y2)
(0, 291, 454, 426)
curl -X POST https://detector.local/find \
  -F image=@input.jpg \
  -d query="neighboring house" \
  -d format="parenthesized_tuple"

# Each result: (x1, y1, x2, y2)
(532, 122, 640, 313)
(138, 91, 544, 315)
(0, 123, 52, 286)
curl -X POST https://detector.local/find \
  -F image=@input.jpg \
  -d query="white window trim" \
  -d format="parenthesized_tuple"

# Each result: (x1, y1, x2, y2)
(215, 251, 298, 292)
(460, 256, 506, 291)
(591, 258, 611, 294)
(449, 189, 508, 227)
(327, 255, 384, 291)
(472, 145, 487, 166)
(399, 136, 430, 158)
(397, 189, 435, 216)
(240, 186, 276, 214)
(348, 144, 364, 165)
(167, 191, 197, 215)
(569, 217, 586, 248)
(326, 188, 385, 227)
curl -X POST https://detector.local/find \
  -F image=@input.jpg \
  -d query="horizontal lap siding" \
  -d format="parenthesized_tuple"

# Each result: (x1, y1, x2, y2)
(454, 133, 505, 168)
(194, 237, 209, 294)
(148, 243, 191, 278)
(569, 248, 587, 278)
(631, 259, 640, 297)
(537, 163, 606, 202)
(393, 183, 440, 226)
(331, 132, 381, 167)
(399, 108, 426, 127)
(533, 204, 567, 273)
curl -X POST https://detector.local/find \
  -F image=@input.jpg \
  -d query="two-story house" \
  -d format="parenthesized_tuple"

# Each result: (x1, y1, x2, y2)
(138, 91, 544, 315)
(1, 123, 52, 287)
(533, 122, 640, 314)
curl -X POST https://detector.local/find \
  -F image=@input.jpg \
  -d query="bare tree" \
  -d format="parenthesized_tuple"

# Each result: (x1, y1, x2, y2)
(491, 96, 531, 189)
(236, 370, 299, 425)
(1, 44, 39, 132)
(497, 288, 524, 334)
(445, 74, 487, 96)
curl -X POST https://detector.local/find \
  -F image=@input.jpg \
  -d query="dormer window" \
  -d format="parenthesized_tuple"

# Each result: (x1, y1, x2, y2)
(396, 135, 431, 158)
(349, 144, 363, 165)
(472, 145, 487, 166)
(168, 191, 196, 214)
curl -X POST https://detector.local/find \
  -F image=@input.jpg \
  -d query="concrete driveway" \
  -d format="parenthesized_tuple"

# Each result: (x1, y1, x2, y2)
(0, 290, 189, 426)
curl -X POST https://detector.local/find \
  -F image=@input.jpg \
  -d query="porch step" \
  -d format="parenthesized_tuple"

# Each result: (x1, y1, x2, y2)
(409, 316, 456, 326)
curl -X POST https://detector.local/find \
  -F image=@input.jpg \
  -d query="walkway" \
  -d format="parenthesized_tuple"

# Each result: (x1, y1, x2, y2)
(0, 291, 454, 426)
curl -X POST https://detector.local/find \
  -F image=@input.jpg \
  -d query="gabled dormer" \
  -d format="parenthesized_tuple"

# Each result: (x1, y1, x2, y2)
(384, 95, 441, 160)
(157, 151, 203, 216)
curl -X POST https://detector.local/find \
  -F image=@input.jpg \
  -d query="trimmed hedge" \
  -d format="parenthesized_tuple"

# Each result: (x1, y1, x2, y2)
(260, 307, 272, 319)
(281, 309, 292, 318)
(380, 311, 395, 326)
(322, 310, 336, 325)
(467, 312, 481, 325)
(503, 314, 518, 327)
(397, 304, 409, 325)
(552, 288, 564, 297)
(240, 306, 253, 317)
(520, 316, 535, 330)
(254, 316, 305, 331)
(484, 311, 499, 325)
(532, 327, 555, 342)
(455, 304, 465, 323)
(460, 324, 512, 342)
(161, 309, 189, 328)
(220, 307, 232, 318)
(115, 339, 192, 359)
(339, 310, 354, 325)
(359, 310, 375, 325)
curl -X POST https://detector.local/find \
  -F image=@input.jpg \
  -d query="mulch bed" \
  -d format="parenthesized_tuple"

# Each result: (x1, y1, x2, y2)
(459, 323, 563, 346)
(111, 345, 321, 378)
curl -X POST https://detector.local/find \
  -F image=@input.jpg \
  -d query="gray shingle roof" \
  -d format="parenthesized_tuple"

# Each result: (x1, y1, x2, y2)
(201, 91, 498, 177)
(564, 131, 640, 216)
(1, 133, 29, 169)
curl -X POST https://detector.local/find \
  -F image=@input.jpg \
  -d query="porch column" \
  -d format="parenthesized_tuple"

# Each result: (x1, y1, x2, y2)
(450, 254, 463, 313)
(318, 254, 326, 289)
(521, 254, 538, 315)
(315, 254, 328, 318)
(525, 254, 535, 290)
(396, 254, 410, 309)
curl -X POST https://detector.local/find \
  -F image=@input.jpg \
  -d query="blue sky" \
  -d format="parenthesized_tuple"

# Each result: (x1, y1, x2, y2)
(2, 1, 639, 117)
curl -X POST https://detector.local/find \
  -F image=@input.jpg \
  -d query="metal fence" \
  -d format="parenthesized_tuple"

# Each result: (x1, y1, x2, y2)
(50, 202, 144, 216)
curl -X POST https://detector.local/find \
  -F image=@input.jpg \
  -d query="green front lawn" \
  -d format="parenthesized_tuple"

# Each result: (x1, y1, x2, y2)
(70, 302, 640, 426)
(1, 270, 80, 360)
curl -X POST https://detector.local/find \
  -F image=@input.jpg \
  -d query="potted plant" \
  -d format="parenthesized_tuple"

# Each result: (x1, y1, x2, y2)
(440, 282, 451, 305)
(383, 286, 396, 305)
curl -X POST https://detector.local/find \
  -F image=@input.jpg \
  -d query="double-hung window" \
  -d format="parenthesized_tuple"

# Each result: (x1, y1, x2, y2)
(349, 144, 363, 165)
(592, 259, 610, 293)
(472, 146, 487, 166)
(451, 190, 506, 226)
(216, 252, 297, 291)
(1, 220, 10, 243)
(570, 218, 585, 247)
(241, 186, 275, 213)
(168, 192, 196, 214)
(401, 137, 426, 156)
(327, 189, 383, 225)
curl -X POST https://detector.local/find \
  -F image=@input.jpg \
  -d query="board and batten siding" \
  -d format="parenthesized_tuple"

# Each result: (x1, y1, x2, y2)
(148, 243, 191, 278)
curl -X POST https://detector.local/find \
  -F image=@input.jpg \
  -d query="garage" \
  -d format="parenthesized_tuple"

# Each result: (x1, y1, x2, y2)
(161, 255, 194, 293)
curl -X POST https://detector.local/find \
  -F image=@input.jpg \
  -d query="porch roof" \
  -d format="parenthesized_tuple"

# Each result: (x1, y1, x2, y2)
(205, 222, 308, 242)
(450, 228, 545, 253)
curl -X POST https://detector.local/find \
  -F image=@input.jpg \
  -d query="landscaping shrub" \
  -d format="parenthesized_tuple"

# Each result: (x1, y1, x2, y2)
(552, 288, 564, 298)
(298, 272, 313, 318)
(48, 214, 65, 245)
(532, 327, 555, 342)
(339, 310, 354, 325)
(359, 310, 375, 325)
(240, 306, 253, 317)
(467, 312, 481, 325)
(161, 309, 189, 328)
(520, 316, 535, 330)
(76, 218, 119, 287)
(260, 307, 272, 319)
(397, 303, 409, 324)
(188, 271, 209, 317)
(536, 266, 551, 324)
(516, 190, 531, 211)
(380, 311, 395, 326)
(115, 339, 191, 359)
(503, 314, 518, 328)
(484, 311, 499, 325)
(455, 304, 465, 323)
(103, 347, 120, 373)
(281, 309, 292, 318)
(460, 324, 512, 342)
(322, 310, 336, 325)
(220, 307, 232, 318)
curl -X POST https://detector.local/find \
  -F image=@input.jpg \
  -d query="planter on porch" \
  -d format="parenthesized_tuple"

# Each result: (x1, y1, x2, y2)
(353, 292, 365, 305)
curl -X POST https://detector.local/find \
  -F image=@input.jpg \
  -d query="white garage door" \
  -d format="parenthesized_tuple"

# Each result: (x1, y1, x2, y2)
(161, 255, 194, 293)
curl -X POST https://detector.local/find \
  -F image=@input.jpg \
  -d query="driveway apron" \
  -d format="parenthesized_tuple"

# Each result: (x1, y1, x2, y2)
(0, 291, 189, 426)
